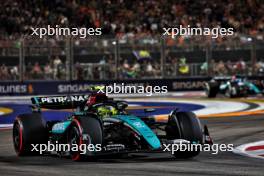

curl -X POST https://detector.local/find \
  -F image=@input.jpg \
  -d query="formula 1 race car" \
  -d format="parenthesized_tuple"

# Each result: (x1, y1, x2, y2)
(13, 93, 212, 161)
(205, 76, 263, 98)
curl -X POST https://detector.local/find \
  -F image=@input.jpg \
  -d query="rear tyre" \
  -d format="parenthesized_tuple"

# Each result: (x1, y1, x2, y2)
(205, 82, 219, 98)
(13, 113, 48, 156)
(166, 111, 203, 159)
(68, 115, 103, 161)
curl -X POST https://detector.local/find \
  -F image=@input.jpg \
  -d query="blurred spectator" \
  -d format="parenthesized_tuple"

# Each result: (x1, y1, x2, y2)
(10, 65, 19, 80)
(200, 62, 208, 75)
(131, 61, 140, 76)
(31, 62, 42, 79)
(178, 57, 189, 75)
(122, 60, 130, 70)
(121, 59, 132, 78)
(256, 60, 264, 75)
(145, 61, 154, 77)
(234, 58, 246, 74)
(44, 63, 53, 80)
(0, 64, 10, 80)
(226, 60, 234, 74)
(98, 57, 106, 79)
(53, 55, 63, 79)
(75, 62, 84, 80)
(214, 60, 227, 75)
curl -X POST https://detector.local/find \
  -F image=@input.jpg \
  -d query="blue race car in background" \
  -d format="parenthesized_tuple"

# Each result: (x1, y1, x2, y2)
(205, 76, 263, 98)
(13, 93, 212, 161)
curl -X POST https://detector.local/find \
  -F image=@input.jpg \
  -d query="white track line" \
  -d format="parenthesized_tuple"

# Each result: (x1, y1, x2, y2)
(123, 98, 250, 116)
(0, 124, 13, 128)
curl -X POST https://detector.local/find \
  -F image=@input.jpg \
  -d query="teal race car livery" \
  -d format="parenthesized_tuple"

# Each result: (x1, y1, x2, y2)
(13, 93, 212, 161)
(205, 76, 263, 98)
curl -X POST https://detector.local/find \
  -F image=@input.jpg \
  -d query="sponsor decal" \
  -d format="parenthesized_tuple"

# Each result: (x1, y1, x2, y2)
(0, 85, 27, 94)
(172, 81, 206, 90)
(38, 95, 89, 104)
(133, 121, 146, 128)
(52, 121, 71, 134)
(58, 84, 97, 93)
(0, 84, 34, 94)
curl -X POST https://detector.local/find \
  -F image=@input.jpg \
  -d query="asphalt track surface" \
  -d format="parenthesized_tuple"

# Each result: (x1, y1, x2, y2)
(1, 100, 264, 175)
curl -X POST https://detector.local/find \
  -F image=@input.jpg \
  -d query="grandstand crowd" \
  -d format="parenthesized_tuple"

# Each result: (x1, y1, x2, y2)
(0, 0, 263, 39)
(0, 0, 263, 80)
(1, 58, 264, 80)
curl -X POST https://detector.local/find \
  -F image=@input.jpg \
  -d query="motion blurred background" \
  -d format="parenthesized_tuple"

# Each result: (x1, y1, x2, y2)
(0, 0, 263, 82)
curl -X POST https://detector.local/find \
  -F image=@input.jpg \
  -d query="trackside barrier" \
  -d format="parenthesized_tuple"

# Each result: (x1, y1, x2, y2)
(0, 76, 263, 96)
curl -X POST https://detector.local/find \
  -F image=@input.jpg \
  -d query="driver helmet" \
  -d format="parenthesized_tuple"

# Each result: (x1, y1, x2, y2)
(97, 105, 118, 118)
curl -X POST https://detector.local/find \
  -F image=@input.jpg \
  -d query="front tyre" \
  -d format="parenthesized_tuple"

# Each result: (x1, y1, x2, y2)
(68, 115, 103, 161)
(165, 111, 203, 158)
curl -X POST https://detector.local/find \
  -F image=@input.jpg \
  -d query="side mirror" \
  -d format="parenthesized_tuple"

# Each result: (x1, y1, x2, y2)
(144, 108, 156, 113)
(117, 102, 128, 110)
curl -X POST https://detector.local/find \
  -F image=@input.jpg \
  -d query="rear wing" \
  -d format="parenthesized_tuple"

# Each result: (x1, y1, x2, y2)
(31, 94, 90, 109)
(212, 76, 232, 81)
(212, 75, 247, 81)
